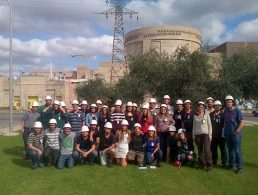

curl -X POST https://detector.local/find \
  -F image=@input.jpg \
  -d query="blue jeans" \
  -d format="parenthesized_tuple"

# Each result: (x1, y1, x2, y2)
(73, 150, 98, 163)
(28, 150, 43, 167)
(225, 133, 243, 169)
(145, 150, 163, 164)
(57, 154, 74, 169)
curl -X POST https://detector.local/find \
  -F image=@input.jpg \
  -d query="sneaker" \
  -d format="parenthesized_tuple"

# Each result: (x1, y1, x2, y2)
(31, 164, 37, 169)
(37, 163, 44, 168)
(236, 169, 243, 174)
(150, 165, 157, 169)
(138, 166, 147, 170)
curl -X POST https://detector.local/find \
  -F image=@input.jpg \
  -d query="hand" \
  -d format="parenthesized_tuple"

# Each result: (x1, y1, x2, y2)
(233, 130, 240, 135)
(37, 150, 43, 156)
(82, 152, 88, 158)
(151, 153, 154, 160)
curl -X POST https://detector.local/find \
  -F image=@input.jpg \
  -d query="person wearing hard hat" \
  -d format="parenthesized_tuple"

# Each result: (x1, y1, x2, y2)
(175, 128, 194, 167)
(166, 126, 178, 164)
(127, 123, 145, 168)
(80, 100, 90, 118)
(163, 95, 174, 116)
(115, 119, 131, 167)
(43, 118, 61, 166)
(125, 102, 137, 131)
(85, 104, 100, 127)
(96, 122, 116, 167)
(96, 100, 103, 113)
(149, 98, 159, 122)
(73, 126, 97, 165)
(38, 96, 53, 130)
(193, 101, 213, 172)
(206, 97, 215, 114)
(51, 100, 67, 129)
(223, 95, 244, 173)
(144, 125, 162, 168)
(138, 103, 153, 135)
(181, 100, 195, 152)
(155, 104, 175, 161)
(21, 101, 40, 159)
(174, 99, 184, 130)
(132, 103, 138, 115)
(89, 120, 99, 145)
(210, 100, 227, 167)
(66, 100, 85, 135)
(27, 121, 45, 169)
(110, 100, 125, 134)
(57, 123, 76, 169)
(99, 105, 110, 132)
(60, 101, 67, 112)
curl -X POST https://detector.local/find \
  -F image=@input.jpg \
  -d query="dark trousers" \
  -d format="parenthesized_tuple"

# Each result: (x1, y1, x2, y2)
(43, 146, 60, 165)
(158, 132, 169, 161)
(23, 129, 32, 157)
(211, 137, 228, 166)
(186, 132, 194, 152)
(195, 134, 213, 168)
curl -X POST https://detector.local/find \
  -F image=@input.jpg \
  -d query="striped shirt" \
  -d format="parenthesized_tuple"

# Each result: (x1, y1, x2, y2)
(44, 128, 61, 150)
(110, 111, 125, 133)
(67, 110, 85, 132)
(59, 132, 76, 155)
(27, 131, 44, 151)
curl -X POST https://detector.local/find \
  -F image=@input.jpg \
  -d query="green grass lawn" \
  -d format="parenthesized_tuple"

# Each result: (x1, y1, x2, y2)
(1, 126, 258, 195)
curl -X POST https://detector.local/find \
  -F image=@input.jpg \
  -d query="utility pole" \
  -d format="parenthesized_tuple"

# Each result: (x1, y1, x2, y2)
(99, 0, 138, 83)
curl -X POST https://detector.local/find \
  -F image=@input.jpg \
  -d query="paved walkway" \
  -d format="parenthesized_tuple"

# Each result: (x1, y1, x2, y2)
(0, 125, 21, 135)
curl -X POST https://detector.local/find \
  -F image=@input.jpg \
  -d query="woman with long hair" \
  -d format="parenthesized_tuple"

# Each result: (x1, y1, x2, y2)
(99, 105, 110, 133)
(125, 102, 138, 131)
(137, 104, 153, 135)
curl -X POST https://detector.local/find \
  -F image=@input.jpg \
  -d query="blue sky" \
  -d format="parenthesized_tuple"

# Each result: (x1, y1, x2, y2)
(0, 0, 258, 76)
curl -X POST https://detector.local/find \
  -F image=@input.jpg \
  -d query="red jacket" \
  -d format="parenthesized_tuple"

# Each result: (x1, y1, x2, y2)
(138, 114, 153, 134)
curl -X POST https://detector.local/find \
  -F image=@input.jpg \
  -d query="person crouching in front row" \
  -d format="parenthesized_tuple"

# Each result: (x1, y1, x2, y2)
(127, 123, 145, 168)
(57, 123, 76, 169)
(144, 125, 162, 168)
(27, 121, 45, 169)
(73, 126, 97, 165)
(96, 122, 116, 167)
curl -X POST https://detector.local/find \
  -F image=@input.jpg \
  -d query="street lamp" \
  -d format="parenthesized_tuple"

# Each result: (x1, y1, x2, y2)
(7, 0, 13, 133)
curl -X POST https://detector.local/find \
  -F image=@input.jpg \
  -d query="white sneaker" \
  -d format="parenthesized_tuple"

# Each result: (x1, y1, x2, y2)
(150, 165, 157, 169)
(138, 166, 147, 170)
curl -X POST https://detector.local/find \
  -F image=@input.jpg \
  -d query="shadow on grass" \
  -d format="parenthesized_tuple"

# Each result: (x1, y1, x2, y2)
(11, 158, 31, 168)
(244, 162, 258, 169)
(2, 146, 24, 158)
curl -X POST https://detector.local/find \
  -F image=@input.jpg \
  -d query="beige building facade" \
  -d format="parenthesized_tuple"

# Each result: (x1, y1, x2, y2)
(125, 25, 202, 58)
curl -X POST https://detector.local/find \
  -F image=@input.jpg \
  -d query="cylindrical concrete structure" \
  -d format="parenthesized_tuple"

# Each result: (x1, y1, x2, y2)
(125, 25, 201, 57)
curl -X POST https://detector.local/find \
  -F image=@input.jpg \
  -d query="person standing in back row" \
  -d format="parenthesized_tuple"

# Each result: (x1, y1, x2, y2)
(174, 99, 184, 130)
(223, 95, 244, 174)
(38, 96, 53, 130)
(163, 95, 174, 115)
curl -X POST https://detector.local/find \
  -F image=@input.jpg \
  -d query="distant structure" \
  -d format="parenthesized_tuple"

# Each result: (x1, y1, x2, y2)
(209, 42, 258, 56)
(99, 0, 138, 83)
(125, 25, 201, 58)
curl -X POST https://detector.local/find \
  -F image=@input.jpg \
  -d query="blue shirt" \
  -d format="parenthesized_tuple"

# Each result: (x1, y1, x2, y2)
(144, 137, 160, 153)
(223, 108, 243, 136)
(67, 110, 85, 132)
(85, 112, 100, 127)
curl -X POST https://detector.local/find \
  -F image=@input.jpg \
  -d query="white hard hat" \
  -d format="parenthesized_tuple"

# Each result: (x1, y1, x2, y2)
(72, 100, 79, 105)
(121, 119, 129, 126)
(32, 102, 39, 107)
(102, 105, 108, 109)
(197, 101, 205, 106)
(96, 100, 102, 105)
(178, 128, 186, 134)
(115, 99, 122, 106)
(33, 121, 42, 128)
(81, 126, 89, 132)
(90, 104, 97, 108)
(49, 119, 57, 124)
(169, 126, 177, 132)
(184, 100, 192, 104)
(64, 123, 71, 129)
(81, 100, 88, 105)
(148, 125, 156, 132)
(225, 95, 234, 101)
(104, 122, 112, 129)
(206, 97, 214, 102)
(149, 98, 157, 103)
(126, 102, 133, 107)
(90, 120, 98, 125)
(142, 103, 149, 109)
(160, 104, 168, 109)
(132, 103, 138, 107)
(214, 100, 222, 106)
(176, 99, 183, 105)
(45, 96, 52, 100)
(163, 95, 171, 99)
(60, 101, 66, 107)
(53, 100, 60, 105)
(134, 123, 141, 128)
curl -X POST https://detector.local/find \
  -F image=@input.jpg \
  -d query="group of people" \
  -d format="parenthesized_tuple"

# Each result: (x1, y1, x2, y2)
(21, 94, 244, 173)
